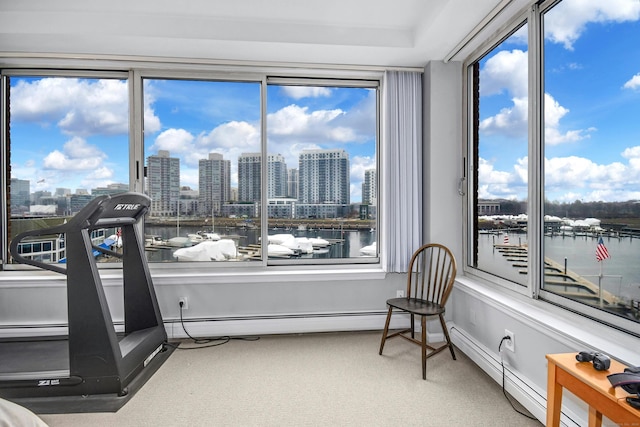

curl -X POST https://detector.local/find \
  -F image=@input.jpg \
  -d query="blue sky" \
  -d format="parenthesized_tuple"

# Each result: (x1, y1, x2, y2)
(10, 76, 376, 203)
(478, 0, 640, 203)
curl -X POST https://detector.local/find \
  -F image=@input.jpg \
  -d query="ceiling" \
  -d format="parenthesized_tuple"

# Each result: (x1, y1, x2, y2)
(0, 0, 526, 68)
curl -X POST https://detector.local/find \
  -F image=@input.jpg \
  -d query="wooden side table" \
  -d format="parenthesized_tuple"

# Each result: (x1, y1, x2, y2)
(546, 353, 640, 427)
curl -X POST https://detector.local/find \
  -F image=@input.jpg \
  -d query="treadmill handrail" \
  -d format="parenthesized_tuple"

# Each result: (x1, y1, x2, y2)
(9, 192, 151, 274)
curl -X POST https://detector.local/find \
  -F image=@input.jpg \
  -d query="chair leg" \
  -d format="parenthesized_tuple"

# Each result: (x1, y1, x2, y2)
(440, 314, 456, 360)
(410, 314, 415, 339)
(421, 315, 427, 380)
(379, 306, 393, 355)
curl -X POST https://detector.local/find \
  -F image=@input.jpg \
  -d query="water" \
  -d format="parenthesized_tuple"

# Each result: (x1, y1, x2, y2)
(479, 232, 640, 302)
(144, 225, 377, 262)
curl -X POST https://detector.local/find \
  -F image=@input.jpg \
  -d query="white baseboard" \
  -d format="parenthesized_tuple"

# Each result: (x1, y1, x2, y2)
(165, 311, 412, 339)
(449, 323, 585, 427)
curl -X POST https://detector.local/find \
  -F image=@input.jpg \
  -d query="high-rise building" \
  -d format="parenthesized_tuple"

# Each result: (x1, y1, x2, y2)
(362, 169, 376, 206)
(287, 168, 299, 200)
(267, 154, 287, 199)
(298, 149, 350, 205)
(147, 150, 180, 216)
(238, 153, 288, 202)
(92, 183, 129, 197)
(238, 153, 261, 202)
(10, 178, 30, 214)
(199, 152, 230, 216)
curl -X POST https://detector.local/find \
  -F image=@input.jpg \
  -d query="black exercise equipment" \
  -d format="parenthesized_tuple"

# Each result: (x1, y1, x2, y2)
(0, 192, 170, 412)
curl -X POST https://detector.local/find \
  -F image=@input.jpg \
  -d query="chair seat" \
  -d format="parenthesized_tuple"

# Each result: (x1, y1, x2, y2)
(386, 297, 444, 316)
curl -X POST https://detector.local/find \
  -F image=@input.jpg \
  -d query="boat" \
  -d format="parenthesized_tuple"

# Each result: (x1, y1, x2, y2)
(173, 239, 238, 261)
(267, 244, 295, 258)
(167, 236, 192, 247)
(268, 234, 313, 254)
(360, 242, 377, 257)
(309, 237, 330, 249)
(145, 235, 168, 246)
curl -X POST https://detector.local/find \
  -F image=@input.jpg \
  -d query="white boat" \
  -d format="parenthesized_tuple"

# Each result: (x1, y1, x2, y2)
(168, 236, 192, 247)
(145, 235, 168, 246)
(267, 244, 295, 258)
(268, 234, 313, 254)
(360, 242, 377, 257)
(309, 237, 330, 249)
(173, 239, 238, 261)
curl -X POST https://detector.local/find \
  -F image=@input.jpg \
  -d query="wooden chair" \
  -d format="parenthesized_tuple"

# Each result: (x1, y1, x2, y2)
(379, 243, 457, 379)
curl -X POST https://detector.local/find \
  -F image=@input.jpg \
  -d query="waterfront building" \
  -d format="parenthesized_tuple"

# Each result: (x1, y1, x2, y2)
(54, 188, 71, 197)
(268, 198, 297, 219)
(298, 149, 350, 205)
(92, 183, 129, 197)
(238, 153, 261, 202)
(295, 203, 350, 219)
(147, 150, 180, 217)
(199, 152, 230, 216)
(268, 154, 288, 199)
(287, 168, 299, 200)
(239, 153, 289, 202)
(9, 178, 30, 215)
(69, 194, 93, 214)
(362, 169, 376, 206)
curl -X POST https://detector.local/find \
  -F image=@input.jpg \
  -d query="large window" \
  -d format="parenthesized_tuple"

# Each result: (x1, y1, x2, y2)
(2, 71, 379, 267)
(266, 80, 377, 262)
(541, 1, 640, 326)
(470, 24, 529, 287)
(466, 0, 640, 333)
(4, 73, 130, 265)
(141, 78, 262, 263)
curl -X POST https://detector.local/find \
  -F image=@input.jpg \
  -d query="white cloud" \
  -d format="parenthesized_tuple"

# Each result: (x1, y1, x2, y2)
(480, 49, 593, 144)
(544, 155, 636, 202)
(268, 104, 344, 138)
(479, 96, 528, 138)
(280, 86, 332, 99)
(544, 0, 640, 50)
(11, 78, 135, 137)
(480, 49, 528, 98)
(477, 157, 523, 199)
(623, 73, 640, 90)
(151, 128, 195, 154)
(197, 121, 259, 150)
(42, 137, 106, 170)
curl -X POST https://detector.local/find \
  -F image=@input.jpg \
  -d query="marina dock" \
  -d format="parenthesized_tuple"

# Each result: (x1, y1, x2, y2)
(494, 244, 621, 307)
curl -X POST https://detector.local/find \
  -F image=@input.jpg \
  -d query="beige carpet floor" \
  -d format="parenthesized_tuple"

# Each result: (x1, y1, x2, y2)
(39, 331, 542, 427)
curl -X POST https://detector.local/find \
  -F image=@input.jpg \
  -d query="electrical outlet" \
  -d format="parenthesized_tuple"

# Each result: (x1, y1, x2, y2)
(178, 297, 188, 310)
(396, 290, 405, 298)
(504, 329, 515, 352)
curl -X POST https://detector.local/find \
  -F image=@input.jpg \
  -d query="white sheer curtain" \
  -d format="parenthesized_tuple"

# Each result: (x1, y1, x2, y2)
(381, 70, 423, 272)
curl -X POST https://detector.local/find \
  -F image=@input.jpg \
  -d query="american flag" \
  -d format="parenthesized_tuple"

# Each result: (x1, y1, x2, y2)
(595, 237, 610, 262)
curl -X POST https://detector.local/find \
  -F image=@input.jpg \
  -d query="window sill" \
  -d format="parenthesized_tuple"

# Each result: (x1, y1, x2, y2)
(0, 264, 387, 286)
(148, 264, 387, 285)
(456, 275, 640, 366)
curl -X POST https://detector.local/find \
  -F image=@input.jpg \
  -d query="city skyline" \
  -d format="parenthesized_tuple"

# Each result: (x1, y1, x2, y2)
(9, 77, 376, 204)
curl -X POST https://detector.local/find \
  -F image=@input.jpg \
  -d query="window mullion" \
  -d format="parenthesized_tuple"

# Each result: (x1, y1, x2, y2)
(528, 3, 543, 299)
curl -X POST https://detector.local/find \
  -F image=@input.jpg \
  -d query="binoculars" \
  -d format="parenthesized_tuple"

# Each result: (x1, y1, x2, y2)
(576, 351, 611, 371)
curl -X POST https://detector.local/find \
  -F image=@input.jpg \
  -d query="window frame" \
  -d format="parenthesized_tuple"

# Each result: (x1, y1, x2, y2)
(462, 9, 533, 296)
(1, 64, 383, 273)
(462, 0, 640, 336)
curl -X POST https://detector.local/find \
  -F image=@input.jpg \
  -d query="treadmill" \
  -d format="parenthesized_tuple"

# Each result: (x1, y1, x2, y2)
(0, 192, 171, 412)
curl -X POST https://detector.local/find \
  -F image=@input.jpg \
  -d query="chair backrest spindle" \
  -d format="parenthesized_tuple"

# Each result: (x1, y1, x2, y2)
(406, 243, 457, 305)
